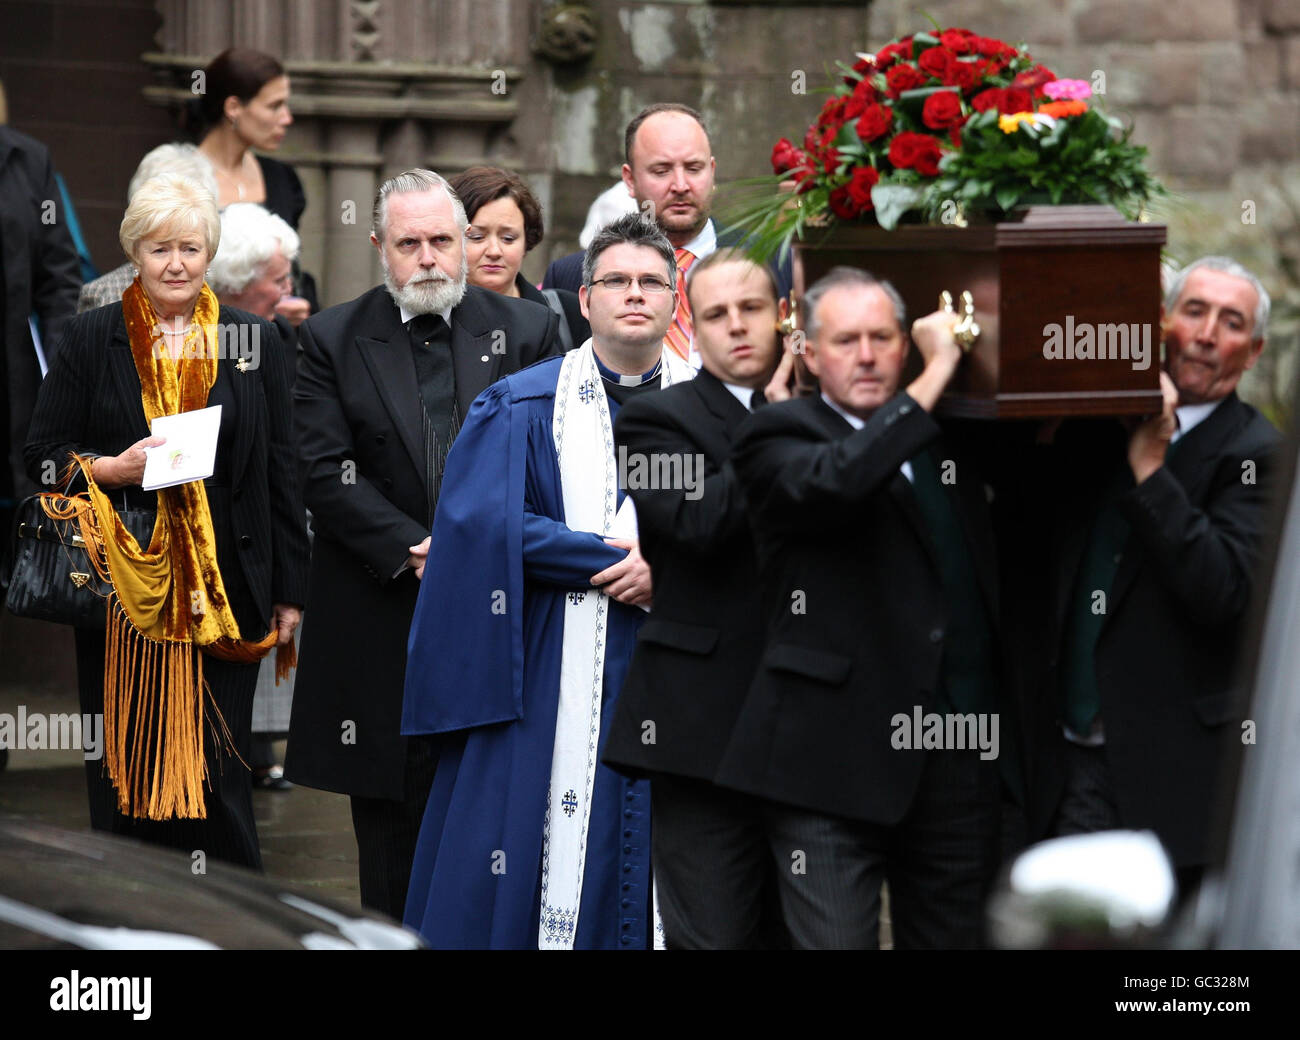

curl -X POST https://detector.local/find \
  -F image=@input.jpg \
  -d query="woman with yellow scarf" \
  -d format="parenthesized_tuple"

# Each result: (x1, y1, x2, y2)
(25, 174, 310, 869)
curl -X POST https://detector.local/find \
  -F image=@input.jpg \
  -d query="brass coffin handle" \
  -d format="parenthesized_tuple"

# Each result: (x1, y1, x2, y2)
(776, 292, 799, 337)
(940, 290, 981, 352)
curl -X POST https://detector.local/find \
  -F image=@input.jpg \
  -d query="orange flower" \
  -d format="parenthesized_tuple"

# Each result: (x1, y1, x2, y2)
(1038, 100, 1087, 118)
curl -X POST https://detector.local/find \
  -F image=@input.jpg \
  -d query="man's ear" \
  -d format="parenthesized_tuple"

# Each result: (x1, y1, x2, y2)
(621, 164, 636, 198)
(578, 285, 590, 321)
(1244, 336, 1266, 371)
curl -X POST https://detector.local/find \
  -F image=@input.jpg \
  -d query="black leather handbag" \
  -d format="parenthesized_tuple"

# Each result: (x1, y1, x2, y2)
(3, 491, 156, 630)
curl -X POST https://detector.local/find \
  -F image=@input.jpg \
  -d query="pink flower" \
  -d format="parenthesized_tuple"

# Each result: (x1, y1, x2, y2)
(1042, 78, 1092, 101)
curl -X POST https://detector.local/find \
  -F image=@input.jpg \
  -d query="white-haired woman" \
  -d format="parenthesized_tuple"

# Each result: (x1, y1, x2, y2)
(208, 201, 305, 789)
(208, 202, 303, 337)
(77, 142, 219, 313)
(25, 174, 310, 867)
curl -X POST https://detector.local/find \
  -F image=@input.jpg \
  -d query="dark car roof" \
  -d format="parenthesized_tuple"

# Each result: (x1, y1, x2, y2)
(0, 816, 421, 950)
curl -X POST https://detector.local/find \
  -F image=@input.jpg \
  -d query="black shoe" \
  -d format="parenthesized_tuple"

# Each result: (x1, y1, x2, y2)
(253, 764, 293, 791)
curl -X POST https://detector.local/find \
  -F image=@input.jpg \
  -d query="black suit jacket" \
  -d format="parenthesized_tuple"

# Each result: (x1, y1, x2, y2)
(286, 283, 559, 799)
(714, 392, 1001, 825)
(2, 128, 82, 497)
(541, 224, 794, 302)
(23, 301, 310, 622)
(1031, 393, 1281, 867)
(516, 275, 590, 349)
(603, 369, 764, 781)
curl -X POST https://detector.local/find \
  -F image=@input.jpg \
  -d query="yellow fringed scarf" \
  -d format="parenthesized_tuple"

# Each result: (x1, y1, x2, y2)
(52, 278, 294, 820)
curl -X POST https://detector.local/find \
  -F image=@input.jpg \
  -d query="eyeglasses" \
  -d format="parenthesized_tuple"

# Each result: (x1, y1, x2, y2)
(588, 274, 674, 294)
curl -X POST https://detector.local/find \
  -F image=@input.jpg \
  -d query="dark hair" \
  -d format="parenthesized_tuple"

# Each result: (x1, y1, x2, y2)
(448, 167, 545, 252)
(581, 212, 676, 287)
(191, 48, 285, 135)
(685, 247, 779, 311)
(624, 103, 710, 165)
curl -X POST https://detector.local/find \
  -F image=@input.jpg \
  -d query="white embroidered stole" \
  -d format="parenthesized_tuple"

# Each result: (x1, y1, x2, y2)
(539, 338, 693, 949)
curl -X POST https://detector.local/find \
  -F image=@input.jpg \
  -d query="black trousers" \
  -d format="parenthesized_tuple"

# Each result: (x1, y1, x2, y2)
(349, 733, 440, 920)
(757, 748, 1001, 949)
(651, 774, 788, 949)
(74, 625, 263, 870)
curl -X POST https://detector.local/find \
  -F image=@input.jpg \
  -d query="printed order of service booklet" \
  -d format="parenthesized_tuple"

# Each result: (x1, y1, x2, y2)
(141, 405, 222, 492)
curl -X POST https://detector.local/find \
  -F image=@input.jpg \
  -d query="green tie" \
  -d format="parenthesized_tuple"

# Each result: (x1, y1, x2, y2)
(907, 450, 996, 714)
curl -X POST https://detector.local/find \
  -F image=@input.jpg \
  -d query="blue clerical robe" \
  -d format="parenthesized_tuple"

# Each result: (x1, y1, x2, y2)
(401, 357, 654, 949)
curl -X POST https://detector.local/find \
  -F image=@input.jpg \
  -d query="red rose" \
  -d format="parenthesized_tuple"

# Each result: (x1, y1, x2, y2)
(886, 64, 926, 96)
(1002, 87, 1034, 114)
(845, 166, 879, 210)
(975, 36, 1017, 58)
(820, 146, 843, 176)
(972, 87, 1033, 115)
(950, 125, 963, 148)
(851, 77, 878, 106)
(888, 130, 943, 177)
(819, 95, 848, 126)
(844, 55, 877, 85)
(918, 47, 957, 82)
(922, 91, 964, 129)
(946, 59, 980, 92)
(1013, 64, 1057, 98)
(828, 185, 860, 220)
(770, 137, 808, 175)
(855, 103, 894, 142)
(939, 28, 976, 55)
(875, 37, 914, 70)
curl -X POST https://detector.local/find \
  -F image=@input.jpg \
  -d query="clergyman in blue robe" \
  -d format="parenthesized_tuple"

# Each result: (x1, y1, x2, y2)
(401, 328, 695, 947)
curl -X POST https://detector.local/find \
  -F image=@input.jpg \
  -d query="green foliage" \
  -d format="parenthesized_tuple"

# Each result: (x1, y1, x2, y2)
(924, 107, 1166, 220)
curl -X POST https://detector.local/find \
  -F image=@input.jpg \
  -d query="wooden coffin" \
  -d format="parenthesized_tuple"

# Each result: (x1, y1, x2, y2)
(790, 205, 1167, 418)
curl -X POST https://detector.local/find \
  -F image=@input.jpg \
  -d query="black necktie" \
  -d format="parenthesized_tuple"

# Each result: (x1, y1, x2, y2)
(408, 313, 459, 524)
(751, 388, 767, 411)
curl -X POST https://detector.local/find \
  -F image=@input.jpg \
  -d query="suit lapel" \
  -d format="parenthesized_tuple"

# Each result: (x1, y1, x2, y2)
(223, 310, 256, 491)
(449, 288, 505, 414)
(946, 447, 1000, 615)
(691, 369, 748, 458)
(355, 298, 426, 484)
(107, 316, 149, 436)
(806, 395, 944, 574)
(1108, 394, 1243, 618)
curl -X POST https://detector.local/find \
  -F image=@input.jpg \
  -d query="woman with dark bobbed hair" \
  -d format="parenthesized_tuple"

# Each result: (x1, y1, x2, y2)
(192, 47, 315, 320)
(449, 166, 589, 349)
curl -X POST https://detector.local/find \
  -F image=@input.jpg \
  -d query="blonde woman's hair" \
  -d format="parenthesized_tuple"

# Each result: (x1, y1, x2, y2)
(119, 174, 221, 264)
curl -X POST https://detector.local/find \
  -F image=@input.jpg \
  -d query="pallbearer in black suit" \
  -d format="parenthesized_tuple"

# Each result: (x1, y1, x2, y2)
(286, 169, 558, 918)
(604, 248, 789, 948)
(719, 267, 1008, 949)
(1033, 256, 1282, 880)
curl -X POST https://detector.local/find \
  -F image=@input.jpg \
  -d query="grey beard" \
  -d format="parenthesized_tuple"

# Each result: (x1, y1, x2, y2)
(383, 262, 467, 315)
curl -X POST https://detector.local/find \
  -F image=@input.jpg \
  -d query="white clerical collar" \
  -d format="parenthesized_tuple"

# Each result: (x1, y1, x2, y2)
(821, 392, 914, 483)
(594, 343, 662, 386)
(723, 381, 756, 411)
(678, 219, 717, 260)
(1172, 399, 1221, 444)
(400, 304, 454, 329)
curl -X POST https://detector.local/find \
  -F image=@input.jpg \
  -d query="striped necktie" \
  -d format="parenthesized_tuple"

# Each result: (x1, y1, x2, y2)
(664, 247, 696, 361)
